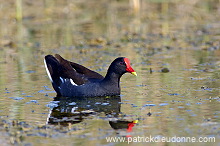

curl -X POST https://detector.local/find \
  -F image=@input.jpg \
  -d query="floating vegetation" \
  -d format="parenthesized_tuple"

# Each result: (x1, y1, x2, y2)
(0, 0, 220, 145)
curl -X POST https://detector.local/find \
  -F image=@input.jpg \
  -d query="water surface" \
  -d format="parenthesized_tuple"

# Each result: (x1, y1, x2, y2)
(0, 0, 220, 145)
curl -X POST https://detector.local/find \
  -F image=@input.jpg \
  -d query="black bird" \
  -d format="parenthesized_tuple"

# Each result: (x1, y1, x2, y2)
(44, 54, 137, 97)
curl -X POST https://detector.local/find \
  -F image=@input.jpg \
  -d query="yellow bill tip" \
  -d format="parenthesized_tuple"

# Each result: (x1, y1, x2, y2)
(133, 120, 138, 123)
(131, 72, 137, 76)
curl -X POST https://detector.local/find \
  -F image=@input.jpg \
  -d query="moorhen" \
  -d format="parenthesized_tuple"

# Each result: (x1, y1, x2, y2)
(44, 54, 137, 97)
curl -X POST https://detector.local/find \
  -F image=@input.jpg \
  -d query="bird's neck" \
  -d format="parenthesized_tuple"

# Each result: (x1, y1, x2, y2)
(103, 71, 122, 85)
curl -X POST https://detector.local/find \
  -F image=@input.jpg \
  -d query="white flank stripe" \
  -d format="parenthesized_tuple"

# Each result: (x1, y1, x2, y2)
(60, 77, 64, 83)
(70, 79, 78, 86)
(44, 59, 53, 82)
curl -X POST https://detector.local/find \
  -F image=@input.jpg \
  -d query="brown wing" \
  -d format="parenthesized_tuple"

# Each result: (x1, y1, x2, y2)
(54, 54, 104, 85)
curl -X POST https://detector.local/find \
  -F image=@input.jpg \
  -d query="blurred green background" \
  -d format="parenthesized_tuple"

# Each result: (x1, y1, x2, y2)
(0, 0, 219, 145)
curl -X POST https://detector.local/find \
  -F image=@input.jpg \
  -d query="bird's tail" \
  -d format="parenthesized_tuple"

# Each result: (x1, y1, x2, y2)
(44, 55, 62, 96)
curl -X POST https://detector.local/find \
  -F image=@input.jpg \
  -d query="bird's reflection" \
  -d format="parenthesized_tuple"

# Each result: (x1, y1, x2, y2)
(46, 96, 138, 133)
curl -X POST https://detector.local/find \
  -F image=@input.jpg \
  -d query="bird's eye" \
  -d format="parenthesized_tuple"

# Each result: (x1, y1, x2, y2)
(119, 62, 126, 66)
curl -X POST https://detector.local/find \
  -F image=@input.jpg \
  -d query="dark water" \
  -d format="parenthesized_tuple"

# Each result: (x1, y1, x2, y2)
(0, 0, 220, 145)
